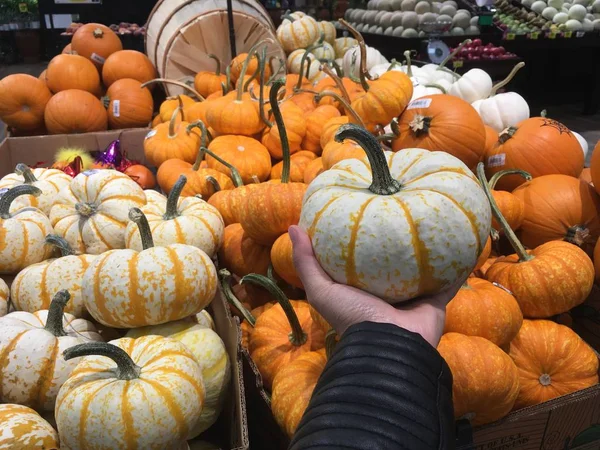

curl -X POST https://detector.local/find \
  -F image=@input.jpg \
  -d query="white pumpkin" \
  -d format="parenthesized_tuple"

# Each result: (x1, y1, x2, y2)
(415, 1, 432, 13)
(548, 0, 564, 8)
(380, 11, 394, 27)
(569, 3, 587, 19)
(333, 37, 358, 58)
(593, 0, 600, 12)
(572, 131, 589, 157)
(553, 11, 569, 22)
(378, 0, 393, 9)
(402, 11, 419, 28)
(299, 125, 491, 304)
(582, 18, 594, 31)
(451, 27, 465, 34)
(56, 336, 204, 450)
(472, 93, 530, 133)
(384, 26, 395, 35)
(312, 41, 336, 61)
(277, 14, 320, 52)
(411, 82, 447, 101)
(318, 21, 337, 44)
(0, 404, 59, 449)
(391, 0, 403, 9)
(453, 12, 471, 27)
(465, 25, 481, 34)
(287, 49, 306, 74)
(127, 319, 231, 438)
(368, 25, 379, 33)
(448, 68, 493, 103)
(0, 290, 101, 411)
(342, 44, 389, 78)
(420, 12, 439, 26)
(392, 26, 405, 36)
(144, 189, 166, 209)
(391, 11, 404, 27)
(0, 165, 71, 215)
(566, 18, 584, 29)
(531, 0, 547, 13)
(401, 0, 416, 10)
(440, 4, 458, 15)
(49, 169, 146, 255)
(402, 27, 419, 37)
(542, 6, 559, 19)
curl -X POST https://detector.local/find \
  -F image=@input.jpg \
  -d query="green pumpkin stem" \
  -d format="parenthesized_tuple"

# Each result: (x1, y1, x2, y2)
(45, 234, 74, 257)
(424, 83, 447, 94)
(164, 176, 187, 219)
(208, 54, 221, 76)
(339, 19, 370, 91)
(225, 65, 232, 93)
(267, 57, 286, 85)
(236, 40, 271, 102)
(258, 47, 274, 128)
(335, 124, 401, 195)
(330, 59, 344, 78)
(488, 169, 532, 190)
(282, 13, 296, 22)
(437, 39, 471, 71)
(140, 78, 204, 101)
(128, 207, 154, 250)
(403, 51, 414, 78)
(240, 273, 307, 346)
(325, 329, 337, 360)
(201, 147, 244, 187)
(476, 163, 532, 262)
(187, 120, 209, 171)
(15, 164, 38, 184)
(387, 59, 401, 71)
(219, 269, 256, 326)
(320, 64, 351, 103)
(316, 91, 365, 128)
(63, 342, 141, 380)
(168, 106, 183, 139)
(206, 176, 221, 193)
(295, 35, 324, 92)
(269, 79, 291, 184)
(43, 290, 70, 337)
(490, 62, 525, 96)
(0, 185, 42, 219)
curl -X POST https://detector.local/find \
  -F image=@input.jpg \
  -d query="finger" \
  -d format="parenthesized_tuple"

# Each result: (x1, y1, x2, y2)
(289, 226, 335, 297)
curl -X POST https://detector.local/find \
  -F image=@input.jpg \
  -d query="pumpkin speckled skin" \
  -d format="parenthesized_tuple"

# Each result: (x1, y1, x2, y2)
(159, 96, 195, 123)
(444, 278, 523, 348)
(207, 135, 272, 184)
(272, 232, 303, 289)
(392, 95, 487, 170)
(0, 74, 52, 131)
(241, 303, 274, 349)
(157, 162, 234, 200)
(0, 294, 101, 411)
(0, 166, 71, 215)
(302, 105, 341, 154)
(0, 279, 8, 317)
(102, 50, 157, 88)
(321, 139, 366, 170)
(492, 190, 524, 232)
(143, 120, 201, 168)
(271, 349, 327, 438)
(309, 304, 331, 334)
(509, 320, 599, 410)
(485, 241, 594, 318)
(474, 237, 492, 272)
(218, 223, 271, 277)
(0, 404, 59, 449)
(262, 101, 307, 159)
(304, 157, 324, 184)
(45, 53, 101, 95)
(44, 89, 108, 135)
(300, 144, 491, 304)
(126, 319, 231, 438)
(485, 118, 584, 192)
(437, 333, 520, 426)
(320, 116, 350, 149)
(55, 336, 204, 450)
(49, 169, 147, 254)
(512, 175, 600, 255)
(208, 185, 257, 227)
(206, 92, 264, 137)
(270, 151, 317, 182)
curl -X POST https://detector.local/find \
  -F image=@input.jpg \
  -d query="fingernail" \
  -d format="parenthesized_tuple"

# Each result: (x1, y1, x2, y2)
(288, 225, 299, 244)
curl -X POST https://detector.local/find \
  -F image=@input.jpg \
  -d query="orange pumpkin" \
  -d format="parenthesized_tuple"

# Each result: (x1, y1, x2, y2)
(159, 95, 196, 123)
(0, 74, 52, 131)
(588, 140, 600, 194)
(302, 105, 341, 154)
(512, 174, 600, 254)
(270, 151, 317, 182)
(437, 333, 520, 426)
(444, 278, 523, 348)
(262, 100, 307, 159)
(207, 135, 272, 184)
(104, 78, 154, 129)
(393, 94, 486, 170)
(207, 184, 258, 227)
(45, 53, 101, 95)
(44, 89, 108, 134)
(62, 43, 72, 54)
(70, 23, 123, 69)
(580, 167, 593, 185)
(488, 169, 531, 232)
(484, 125, 498, 155)
(320, 115, 350, 148)
(218, 224, 271, 277)
(509, 320, 599, 409)
(321, 139, 366, 170)
(229, 52, 271, 85)
(303, 157, 324, 184)
(195, 54, 228, 98)
(485, 117, 584, 191)
(124, 164, 156, 190)
(102, 50, 157, 88)
(271, 232, 303, 289)
(474, 236, 492, 272)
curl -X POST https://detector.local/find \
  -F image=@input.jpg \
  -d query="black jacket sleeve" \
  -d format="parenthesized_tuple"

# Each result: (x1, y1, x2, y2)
(289, 322, 454, 450)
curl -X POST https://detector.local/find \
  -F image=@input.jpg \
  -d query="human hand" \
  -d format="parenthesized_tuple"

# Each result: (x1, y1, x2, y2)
(289, 226, 467, 347)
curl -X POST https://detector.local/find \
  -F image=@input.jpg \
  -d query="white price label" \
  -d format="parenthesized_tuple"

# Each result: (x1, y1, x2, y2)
(112, 100, 120, 118)
(487, 154, 506, 168)
(145, 129, 158, 140)
(407, 98, 432, 110)
(90, 53, 106, 64)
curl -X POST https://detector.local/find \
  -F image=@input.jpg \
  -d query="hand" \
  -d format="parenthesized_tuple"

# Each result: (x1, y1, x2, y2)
(289, 226, 467, 347)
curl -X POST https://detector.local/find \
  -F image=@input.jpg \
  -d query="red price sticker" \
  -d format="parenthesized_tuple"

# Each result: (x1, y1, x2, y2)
(453, 60, 464, 68)
(505, 33, 516, 40)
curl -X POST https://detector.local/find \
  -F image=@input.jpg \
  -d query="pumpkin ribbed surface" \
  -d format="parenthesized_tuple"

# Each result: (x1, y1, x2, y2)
(143, 121, 201, 168)
(491, 190, 524, 231)
(207, 135, 272, 184)
(45, 54, 101, 95)
(0, 404, 59, 449)
(0, 74, 52, 131)
(44, 89, 108, 135)
(105, 78, 154, 129)
(218, 224, 271, 277)
(70, 23, 123, 69)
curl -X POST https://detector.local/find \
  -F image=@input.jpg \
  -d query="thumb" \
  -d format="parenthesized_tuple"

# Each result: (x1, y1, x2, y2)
(288, 226, 334, 297)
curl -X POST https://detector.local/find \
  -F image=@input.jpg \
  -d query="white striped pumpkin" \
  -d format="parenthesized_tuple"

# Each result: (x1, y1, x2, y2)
(0, 164, 71, 215)
(0, 404, 59, 449)
(0, 290, 101, 411)
(0, 278, 8, 317)
(144, 188, 167, 209)
(11, 235, 96, 317)
(299, 125, 491, 303)
(82, 208, 218, 328)
(277, 13, 320, 53)
(0, 185, 54, 274)
(126, 317, 231, 438)
(49, 169, 147, 254)
(125, 176, 224, 258)
(56, 336, 205, 450)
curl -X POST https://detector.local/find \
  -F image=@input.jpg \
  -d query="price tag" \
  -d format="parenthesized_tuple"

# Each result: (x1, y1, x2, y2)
(452, 60, 464, 68)
(529, 32, 539, 40)
(564, 30, 573, 38)
(18, 2, 28, 12)
(576, 30, 585, 37)
(505, 33, 516, 40)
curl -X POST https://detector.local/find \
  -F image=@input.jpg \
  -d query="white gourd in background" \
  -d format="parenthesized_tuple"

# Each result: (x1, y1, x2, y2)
(448, 68, 493, 103)
(572, 131, 589, 157)
(342, 44, 388, 78)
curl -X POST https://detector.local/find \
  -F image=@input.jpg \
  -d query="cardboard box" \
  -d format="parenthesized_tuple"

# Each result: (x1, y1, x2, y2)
(0, 130, 249, 450)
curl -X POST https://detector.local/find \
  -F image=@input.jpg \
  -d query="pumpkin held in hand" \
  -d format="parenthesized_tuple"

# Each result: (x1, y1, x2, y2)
(300, 124, 491, 303)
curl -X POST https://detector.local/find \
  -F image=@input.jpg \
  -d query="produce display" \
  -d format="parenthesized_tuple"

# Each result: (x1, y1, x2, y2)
(449, 38, 519, 61)
(61, 21, 146, 37)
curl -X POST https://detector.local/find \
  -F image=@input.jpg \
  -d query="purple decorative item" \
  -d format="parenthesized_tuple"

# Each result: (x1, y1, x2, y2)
(96, 139, 123, 167)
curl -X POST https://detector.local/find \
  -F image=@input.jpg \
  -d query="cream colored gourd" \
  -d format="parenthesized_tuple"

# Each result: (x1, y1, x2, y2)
(318, 21, 337, 43)
(333, 37, 358, 58)
(342, 44, 388, 78)
(196, 309, 215, 330)
(311, 41, 335, 61)
(0, 278, 7, 317)
(448, 68, 493, 104)
(299, 125, 491, 303)
(470, 63, 529, 132)
(56, 336, 204, 450)
(49, 169, 146, 254)
(287, 49, 306, 74)
(286, 49, 323, 80)
(0, 185, 54, 274)
(83, 208, 217, 328)
(0, 404, 59, 449)
(144, 189, 167, 209)
(11, 235, 96, 318)
(411, 83, 447, 101)
(0, 164, 71, 215)
(0, 290, 101, 411)
(125, 176, 224, 258)
(277, 13, 320, 52)
(126, 317, 231, 438)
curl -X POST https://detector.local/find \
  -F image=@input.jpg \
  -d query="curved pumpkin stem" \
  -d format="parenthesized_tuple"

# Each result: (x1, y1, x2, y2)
(316, 91, 365, 128)
(225, 65, 232, 93)
(425, 83, 448, 94)
(240, 273, 307, 346)
(168, 106, 183, 139)
(207, 54, 221, 76)
(219, 269, 256, 326)
(15, 163, 38, 184)
(205, 176, 220, 196)
(498, 126, 518, 144)
(45, 234, 75, 257)
(0, 184, 41, 219)
(269, 79, 291, 183)
(64, 342, 141, 380)
(336, 124, 401, 196)
(141, 78, 204, 101)
(490, 62, 525, 96)
(437, 39, 471, 71)
(128, 207, 155, 250)
(267, 57, 286, 85)
(258, 47, 274, 128)
(403, 51, 414, 78)
(186, 120, 209, 170)
(488, 169, 532, 190)
(339, 19, 370, 91)
(387, 59, 402, 72)
(476, 163, 532, 262)
(44, 290, 70, 337)
(236, 39, 273, 102)
(201, 147, 244, 187)
(164, 175, 187, 219)
(320, 64, 351, 103)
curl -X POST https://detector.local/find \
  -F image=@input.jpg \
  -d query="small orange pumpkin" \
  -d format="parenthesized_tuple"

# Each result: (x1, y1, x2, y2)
(321, 139, 366, 170)
(102, 50, 157, 88)
(271, 232, 303, 289)
(0, 74, 52, 131)
(207, 184, 259, 227)
(159, 94, 196, 123)
(207, 135, 272, 184)
(320, 115, 350, 149)
(262, 100, 307, 159)
(218, 224, 271, 277)
(304, 157, 324, 184)
(183, 101, 210, 124)
(44, 89, 108, 134)
(270, 151, 317, 182)
(124, 164, 156, 190)
(70, 23, 123, 69)
(229, 52, 272, 85)
(195, 54, 228, 98)
(488, 169, 531, 232)
(104, 78, 154, 129)
(45, 53, 101, 95)
(302, 105, 342, 155)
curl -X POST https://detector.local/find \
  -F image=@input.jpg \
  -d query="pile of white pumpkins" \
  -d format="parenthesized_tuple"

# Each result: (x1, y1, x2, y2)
(343, 0, 482, 38)
(524, 0, 600, 31)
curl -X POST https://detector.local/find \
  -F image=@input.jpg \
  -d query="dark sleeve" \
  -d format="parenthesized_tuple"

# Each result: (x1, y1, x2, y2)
(289, 322, 454, 450)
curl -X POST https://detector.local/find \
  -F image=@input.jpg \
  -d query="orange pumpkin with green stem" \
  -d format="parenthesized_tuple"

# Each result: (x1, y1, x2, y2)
(158, 95, 197, 122)
(195, 54, 228, 98)
(487, 169, 531, 232)
(262, 98, 307, 160)
(218, 224, 271, 277)
(238, 79, 308, 246)
(477, 163, 595, 318)
(207, 135, 272, 184)
(302, 105, 342, 154)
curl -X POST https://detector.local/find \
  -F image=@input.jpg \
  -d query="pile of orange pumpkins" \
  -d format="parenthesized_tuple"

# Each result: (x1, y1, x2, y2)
(0, 23, 157, 136)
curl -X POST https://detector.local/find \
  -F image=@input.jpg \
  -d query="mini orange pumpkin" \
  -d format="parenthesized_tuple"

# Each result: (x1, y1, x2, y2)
(124, 164, 156, 190)
(70, 23, 123, 69)
(207, 184, 259, 227)
(218, 224, 271, 277)
(158, 94, 197, 123)
(304, 157, 324, 184)
(207, 135, 272, 184)
(320, 115, 350, 148)
(302, 105, 341, 155)
(262, 100, 307, 159)
(195, 54, 228, 98)
(45, 53, 101, 95)
(44, 89, 108, 134)
(229, 52, 272, 85)
(488, 169, 531, 232)
(102, 49, 157, 88)
(0, 74, 52, 131)
(270, 151, 317, 182)
(271, 232, 303, 289)
(321, 139, 367, 170)
(104, 78, 154, 129)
